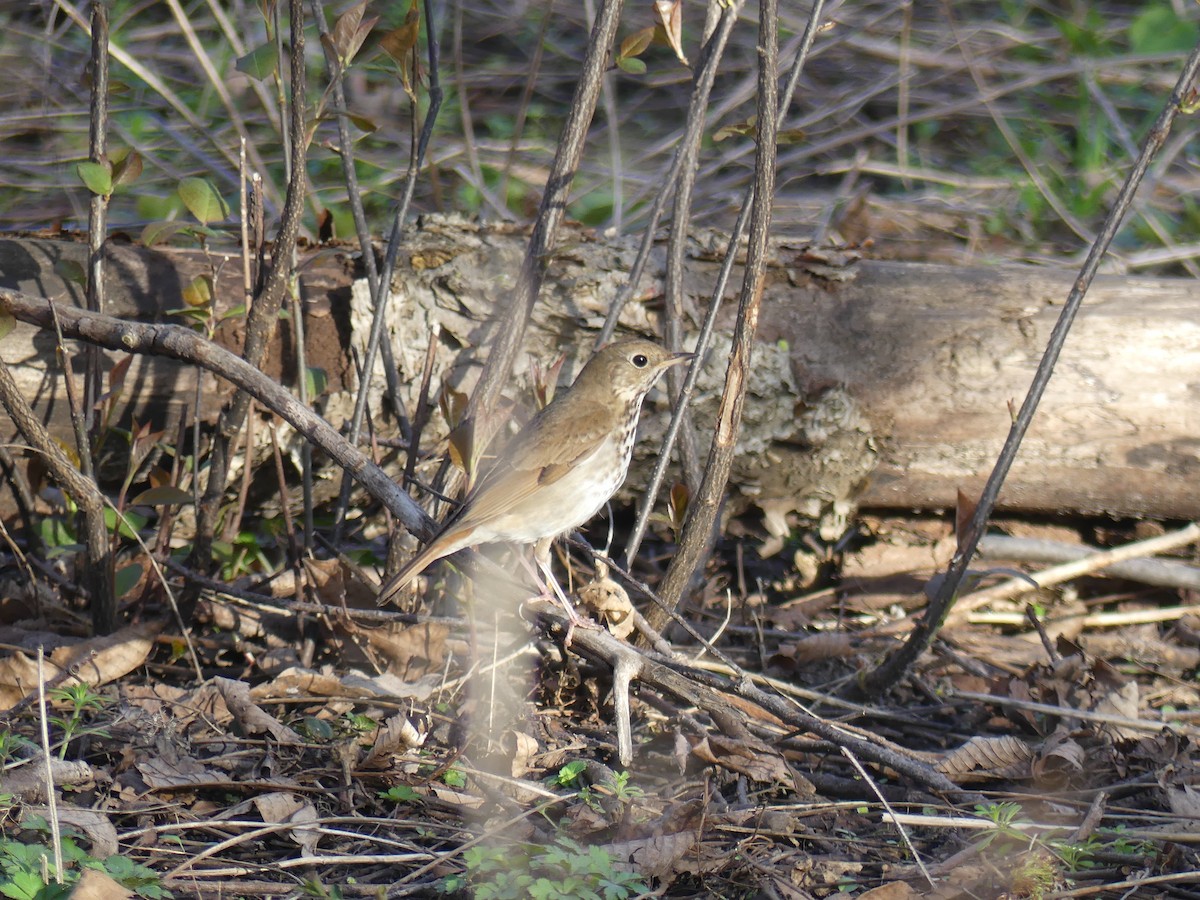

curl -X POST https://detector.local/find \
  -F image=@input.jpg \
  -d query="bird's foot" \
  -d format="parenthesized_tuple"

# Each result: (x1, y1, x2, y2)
(540, 580, 599, 649)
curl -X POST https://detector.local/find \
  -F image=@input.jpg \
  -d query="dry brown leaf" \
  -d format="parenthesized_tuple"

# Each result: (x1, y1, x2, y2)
(254, 668, 348, 699)
(0, 652, 57, 710)
(653, 0, 687, 66)
(1166, 784, 1200, 827)
(563, 802, 611, 834)
(69, 867, 134, 900)
(955, 487, 977, 546)
(214, 677, 303, 744)
(123, 681, 188, 720)
(1092, 658, 1142, 741)
(797, 858, 864, 890)
(613, 830, 696, 880)
(577, 568, 635, 640)
(137, 755, 218, 789)
(378, 0, 421, 101)
(23, 805, 117, 857)
(1008, 644, 1145, 747)
(776, 632, 859, 665)
(934, 735, 1035, 782)
(362, 621, 450, 680)
(254, 791, 320, 857)
(199, 599, 269, 637)
(429, 785, 483, 809)
(859, 883, 921, 900)
(508, 731, 539, 778)
(690, 733, 793, 784)
(341, 670, 442, 702)
(1001, 676, 1040, 732)
(1030, 727, 1086, 787)
(360, 711, 429, 769)
(922, 863, 992, 898)
(254, 790, 303, 822)
(160, 681, 233, 731)
(50, 621, 159, 685)
(302, 556, 344, 596)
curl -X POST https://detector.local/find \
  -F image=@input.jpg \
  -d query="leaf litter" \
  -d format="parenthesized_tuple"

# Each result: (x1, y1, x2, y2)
(0, 511, 1195, 896)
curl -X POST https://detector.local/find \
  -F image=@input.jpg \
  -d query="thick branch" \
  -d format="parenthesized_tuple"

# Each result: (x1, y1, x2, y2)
(0, 287, 434, 541)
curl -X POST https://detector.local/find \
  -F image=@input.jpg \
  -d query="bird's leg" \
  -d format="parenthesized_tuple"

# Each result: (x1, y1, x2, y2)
(525, 537, 596, 644)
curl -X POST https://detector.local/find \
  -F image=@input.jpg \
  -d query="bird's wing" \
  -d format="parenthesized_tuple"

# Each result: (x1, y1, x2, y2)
(453, 397, 615, 525)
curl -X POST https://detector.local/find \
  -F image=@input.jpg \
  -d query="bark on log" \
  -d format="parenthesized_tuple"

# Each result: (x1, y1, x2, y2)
(2, 217, 1198, 529)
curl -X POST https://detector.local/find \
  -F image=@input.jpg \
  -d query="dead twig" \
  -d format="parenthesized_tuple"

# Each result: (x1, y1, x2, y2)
(624, 0, 827, 575)
(609, 0, 744, 559)
(978, 532, 1200, 593)
(331, 0, 445, 546)
(83, 0, 108, 445)
(0, 354, 112, 633)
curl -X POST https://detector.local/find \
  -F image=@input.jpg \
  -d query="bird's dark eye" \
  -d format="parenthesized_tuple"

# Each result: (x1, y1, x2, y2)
(632, 354, 649, 368)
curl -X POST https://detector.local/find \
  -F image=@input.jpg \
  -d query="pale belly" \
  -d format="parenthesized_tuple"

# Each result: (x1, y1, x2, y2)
(470, 446, 628, 544)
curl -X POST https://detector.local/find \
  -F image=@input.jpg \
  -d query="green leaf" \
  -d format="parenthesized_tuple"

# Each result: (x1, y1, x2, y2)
(130, 485, 193, 506)
(104, 508, 148, 540)
(114, 563, 143, 597)
(0, 308, 14, 343)
(619, 25, 655, 61)
(140, 221, 185, 247)
(1129, 4, 1198, 54)
(347, 112, 378, 133)
(304, 366, 328, 398)
(380, 784, 420, 803)
(53, 258, 87, 286)
(713, 117, 756, 141)
(76, 160, 113, 197)
(553, 760, 587, 786)
(1, 870, 56, 900)
(40, 517, 77, 551)
(181, 274, 213, 308)
(299, 716, 334, 740)
(177, 177, 229, 225)
(235, 42, 279, 80)
(617, 56, 647, 75)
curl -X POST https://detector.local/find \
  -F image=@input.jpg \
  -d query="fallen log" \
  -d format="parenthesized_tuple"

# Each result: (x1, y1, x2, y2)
(1, 217, 1197, 527)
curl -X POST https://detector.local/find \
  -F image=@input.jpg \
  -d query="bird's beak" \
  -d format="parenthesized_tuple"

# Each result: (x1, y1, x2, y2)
(668, 351, 694, 366)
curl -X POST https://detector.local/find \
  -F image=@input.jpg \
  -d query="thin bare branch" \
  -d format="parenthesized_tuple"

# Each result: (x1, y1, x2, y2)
(647, 0, 783, 633)
(466, 0, 625, 424)
(0, 352, 112, 632)
(188, 0, 311, 616)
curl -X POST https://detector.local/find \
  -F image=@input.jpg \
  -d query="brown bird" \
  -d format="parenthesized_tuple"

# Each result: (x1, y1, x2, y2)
(377, 338, 692, 610)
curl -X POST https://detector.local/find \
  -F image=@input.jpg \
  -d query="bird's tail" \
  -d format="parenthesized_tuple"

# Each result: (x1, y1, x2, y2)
(375, 542, 447, 607)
